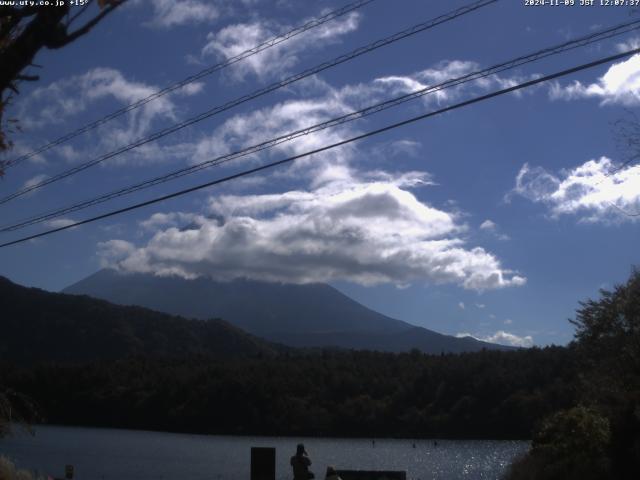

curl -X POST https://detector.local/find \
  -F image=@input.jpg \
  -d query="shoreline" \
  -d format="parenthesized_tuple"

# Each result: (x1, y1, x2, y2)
(7, 422, 533, 443)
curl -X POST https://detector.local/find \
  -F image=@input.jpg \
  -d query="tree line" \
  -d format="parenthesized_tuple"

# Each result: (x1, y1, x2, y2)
(1, 346, 577, 440)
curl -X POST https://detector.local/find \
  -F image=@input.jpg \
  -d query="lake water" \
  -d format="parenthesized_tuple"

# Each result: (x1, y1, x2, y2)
(0, 425, 528, 480)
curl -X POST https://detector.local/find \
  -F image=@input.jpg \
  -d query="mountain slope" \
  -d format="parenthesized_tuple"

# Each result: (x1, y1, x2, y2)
(275, 328, 508, 354)
(0, 276, 277, 364)
(64, 269, 413, 336)
(64, 269, 513, 353)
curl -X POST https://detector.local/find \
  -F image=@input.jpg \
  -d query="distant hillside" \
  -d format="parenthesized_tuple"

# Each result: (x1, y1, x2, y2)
(0, 276, 277, 364)
(275, 328, 509, 354)
(64, 269, 513, 354)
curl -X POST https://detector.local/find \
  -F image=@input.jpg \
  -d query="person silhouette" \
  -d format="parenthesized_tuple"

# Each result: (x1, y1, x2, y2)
(291, 443, 314, 479)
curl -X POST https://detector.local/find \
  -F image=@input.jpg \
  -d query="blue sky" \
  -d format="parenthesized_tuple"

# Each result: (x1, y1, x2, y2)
(1, 0, 639, 347)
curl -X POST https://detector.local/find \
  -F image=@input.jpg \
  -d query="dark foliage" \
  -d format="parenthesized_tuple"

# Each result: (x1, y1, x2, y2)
(0, 346, 578, 440)
(505, 268, 640, 480)
(0, 388, 40, 438)
(571, 268, 640, 479)
(516, 406, 611, 480)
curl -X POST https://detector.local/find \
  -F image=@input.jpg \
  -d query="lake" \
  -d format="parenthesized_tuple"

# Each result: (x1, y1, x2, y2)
(0, 425, 528, 480)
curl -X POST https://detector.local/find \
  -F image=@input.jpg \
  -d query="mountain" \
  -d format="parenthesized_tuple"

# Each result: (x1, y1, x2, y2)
(64, 269, 513, 353)
(0, 275, 277, 364)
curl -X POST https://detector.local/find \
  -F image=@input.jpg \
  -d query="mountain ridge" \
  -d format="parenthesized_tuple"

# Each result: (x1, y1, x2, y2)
(0, 275, 278, 364)
(63, 269, 514, 353)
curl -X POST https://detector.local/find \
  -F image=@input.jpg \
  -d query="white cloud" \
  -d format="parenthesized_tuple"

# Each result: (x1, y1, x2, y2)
(190, 92, 357, 176)
(615, 37, 640, 54)
(201, 12, 361, 81)
(23, 174, 48, 190)
(23, 69, 203, 132)
(486, 331, 532, 347)
(550, 53, 640, 106)
(458, 302, 465, 310)
(387, 140, 422, 158)
(135, 0, 220, 29)
(17, 68, 203, 165)
(479, 219, 496, 231)
(45, 218, 77, 229)
(139, 212, 207, 231)
(100, 174, 526, 290)
(372, 60, 533, 106)
(479, 219, 510, 241)
(456, 330, 533, 348)
(99, 223, 126, 235)
(475, 303, 485, 309)
(504, 319, 513, 325)
(97, 240, 136, 268)
(188, 55, 533, 180)
(16, 53, 530, 174)
(20, 174, 49, 197)
(508, 157, 640, 223)
(21, 68, 178, 130)
(3, 141, 47, 165)
(56, 145, 83, 164)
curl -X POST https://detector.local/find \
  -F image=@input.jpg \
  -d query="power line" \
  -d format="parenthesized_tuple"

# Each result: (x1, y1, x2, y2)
(1, 46, 638, 249)
(594, 140, 640, 188)
(605, 112, 640, 177)
(0, 0, 498, 205)
(607, 201, 640, 217)
(3, 18, 639, 233)
(602, 154, 640, 178)
(591, 153, 640, 217)
(2, 0, 377, 170)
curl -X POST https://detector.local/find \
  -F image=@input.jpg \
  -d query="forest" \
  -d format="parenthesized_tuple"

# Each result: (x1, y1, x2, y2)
(0, 346, 576, 439)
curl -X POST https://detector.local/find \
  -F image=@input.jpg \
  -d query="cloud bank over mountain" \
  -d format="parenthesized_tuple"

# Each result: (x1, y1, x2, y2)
(100, 171, 526, 290)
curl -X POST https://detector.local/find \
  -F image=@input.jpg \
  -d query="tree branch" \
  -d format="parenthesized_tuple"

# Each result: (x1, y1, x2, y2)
(0, 6, 39, 19)
(47, 1, 124, 49)
(0, 6, 69, 96)
(16, 74, 39, 82)
(66, 0, 95, 28)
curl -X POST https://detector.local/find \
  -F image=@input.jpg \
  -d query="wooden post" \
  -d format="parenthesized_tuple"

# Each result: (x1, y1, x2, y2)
(251, 447, 276, 480)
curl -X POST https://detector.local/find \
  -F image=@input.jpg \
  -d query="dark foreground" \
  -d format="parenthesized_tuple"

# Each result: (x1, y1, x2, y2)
(1, 346, 576, 440)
